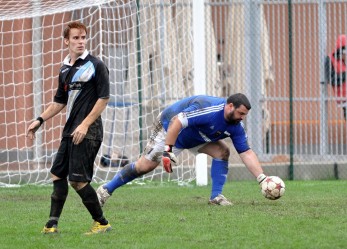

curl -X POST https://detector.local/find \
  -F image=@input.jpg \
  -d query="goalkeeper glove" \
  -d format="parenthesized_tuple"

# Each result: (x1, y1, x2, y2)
(257, 173, 269, 188)
(162, 145, 178, 173)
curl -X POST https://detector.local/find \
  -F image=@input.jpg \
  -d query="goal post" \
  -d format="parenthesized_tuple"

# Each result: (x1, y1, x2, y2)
(193, 0, 208, 186)
(0, 0, 207, 186)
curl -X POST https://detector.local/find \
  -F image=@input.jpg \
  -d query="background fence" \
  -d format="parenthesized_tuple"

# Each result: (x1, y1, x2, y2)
(1, 0, 347, 185)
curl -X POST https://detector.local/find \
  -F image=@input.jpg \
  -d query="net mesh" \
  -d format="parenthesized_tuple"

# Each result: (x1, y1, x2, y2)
(3, 0, 347, 185)
(0, 0, 197, 185)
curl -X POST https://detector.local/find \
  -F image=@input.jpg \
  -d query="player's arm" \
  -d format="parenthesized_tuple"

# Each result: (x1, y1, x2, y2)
(239, 149, 268, 184)
(71, 97, 109, 145)
(26, 102, 66, 140)
(162, 115, 183, 173)
(232, 126, 268, 185)
(165, 115, 182, 146)
(239, 149, 263, 177)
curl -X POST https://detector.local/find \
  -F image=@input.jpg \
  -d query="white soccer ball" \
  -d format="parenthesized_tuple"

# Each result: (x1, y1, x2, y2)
(261, 176, 285, 200)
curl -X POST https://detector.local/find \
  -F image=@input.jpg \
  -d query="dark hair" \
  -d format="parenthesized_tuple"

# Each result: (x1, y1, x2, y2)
(63, 21, 87, 39)
(226, 93, 251, 110)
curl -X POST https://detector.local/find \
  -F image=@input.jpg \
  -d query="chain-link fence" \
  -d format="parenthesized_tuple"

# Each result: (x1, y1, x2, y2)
(206, 0, 347, 180)
(1, 0, 347, 184)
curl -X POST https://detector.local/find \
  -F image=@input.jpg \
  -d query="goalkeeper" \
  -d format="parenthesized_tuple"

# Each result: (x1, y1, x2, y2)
(97, 93, 268, 206)
(26, 21, 111, 234)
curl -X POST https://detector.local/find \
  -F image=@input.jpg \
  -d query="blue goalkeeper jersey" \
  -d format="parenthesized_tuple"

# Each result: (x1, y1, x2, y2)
(160, 95, 250, 153)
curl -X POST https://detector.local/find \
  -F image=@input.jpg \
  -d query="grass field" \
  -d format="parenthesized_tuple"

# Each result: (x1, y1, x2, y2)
(0, 180, 347, 249)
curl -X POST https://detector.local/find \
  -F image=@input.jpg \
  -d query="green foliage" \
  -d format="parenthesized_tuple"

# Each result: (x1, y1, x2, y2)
(0, 180, 346, 249)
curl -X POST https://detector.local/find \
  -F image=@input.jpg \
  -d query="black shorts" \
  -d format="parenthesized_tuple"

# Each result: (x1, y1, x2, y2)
(51, 137, 101, 182)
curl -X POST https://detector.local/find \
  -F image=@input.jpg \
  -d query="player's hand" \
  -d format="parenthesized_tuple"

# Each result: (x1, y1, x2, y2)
(71, 123, 88, 145)
(257, 173, 269, 188)
(162, 145, 178, 173)
(26, 120, 41, 140)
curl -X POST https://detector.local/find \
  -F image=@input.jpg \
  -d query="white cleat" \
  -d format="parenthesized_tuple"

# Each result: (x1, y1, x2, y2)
(208, 194, 233, 206)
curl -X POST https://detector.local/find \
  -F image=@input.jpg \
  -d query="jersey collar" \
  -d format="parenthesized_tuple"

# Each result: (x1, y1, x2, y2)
(63, 49, 89, 66)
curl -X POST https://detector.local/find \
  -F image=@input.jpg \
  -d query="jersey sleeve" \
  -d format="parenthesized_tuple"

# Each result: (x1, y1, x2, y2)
(95, 61, 110, 99)
(180, 102, 209, 128)
(230, 123, 250, 153)
(53, 73, 68, 104)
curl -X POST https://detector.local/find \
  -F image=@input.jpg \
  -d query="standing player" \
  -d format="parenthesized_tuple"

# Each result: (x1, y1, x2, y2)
(97, 93, 269, 206)
(26, 21, 111, 234)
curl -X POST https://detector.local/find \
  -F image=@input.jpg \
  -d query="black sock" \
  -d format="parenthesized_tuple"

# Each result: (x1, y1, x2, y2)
(45, 220, 58, 228)
(76, 183, 108, 225)
(96, 217, 109, 225)
(46, 178, 68, 227)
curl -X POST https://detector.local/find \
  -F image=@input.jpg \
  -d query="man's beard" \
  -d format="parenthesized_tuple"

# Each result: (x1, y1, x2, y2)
(227, 111, 241, 124)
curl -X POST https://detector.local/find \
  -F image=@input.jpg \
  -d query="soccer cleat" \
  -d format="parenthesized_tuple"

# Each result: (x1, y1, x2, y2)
(208, 194, 233, 206)
(41, 225, 58, 234)
(85, 221, 112, 235)
(96, 185, 111, 207)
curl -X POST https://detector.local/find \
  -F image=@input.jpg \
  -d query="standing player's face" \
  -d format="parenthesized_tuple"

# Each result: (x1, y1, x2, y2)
(225, 104, 249, 124)
(64, 28, 86, 58)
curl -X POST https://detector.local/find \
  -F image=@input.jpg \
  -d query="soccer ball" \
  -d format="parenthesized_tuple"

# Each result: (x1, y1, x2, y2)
(261, 176, 285, 200)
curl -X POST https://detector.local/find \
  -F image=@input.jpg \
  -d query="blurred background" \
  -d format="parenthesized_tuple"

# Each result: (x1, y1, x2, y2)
(1, 0, 347, 185)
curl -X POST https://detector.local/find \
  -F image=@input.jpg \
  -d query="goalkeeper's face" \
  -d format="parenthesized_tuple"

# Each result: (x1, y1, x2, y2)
(225, 104, 249, 124)
(64, 28, 87, 57)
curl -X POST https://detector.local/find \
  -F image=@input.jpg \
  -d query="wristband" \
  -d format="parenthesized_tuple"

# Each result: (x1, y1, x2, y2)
(164, 145, 173, 152)
(36, 117, 44, 126)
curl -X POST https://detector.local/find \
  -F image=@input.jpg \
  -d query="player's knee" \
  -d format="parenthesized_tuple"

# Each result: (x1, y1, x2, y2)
(51, 179, 68, 201)
(135, 159, 159, 175)
(219, 147, 230, 161)
(69, 181, 87, 191)
(69, 181, 77, 189)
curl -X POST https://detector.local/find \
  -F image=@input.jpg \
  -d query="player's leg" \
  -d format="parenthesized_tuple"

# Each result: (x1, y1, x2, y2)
(97, 159, 159, 207)
(97, 116, 165, 206)
(71, 181, 111, 234)
(102, 157, 159, 191)
(42, 138, 70, 234)
(69, 138, 111, 234)
(198, 141, 232, 206)
(42, 178, 68, 234)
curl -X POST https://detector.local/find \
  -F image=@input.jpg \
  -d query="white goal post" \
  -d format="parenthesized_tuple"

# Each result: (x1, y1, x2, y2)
(0, 0, 213, 186)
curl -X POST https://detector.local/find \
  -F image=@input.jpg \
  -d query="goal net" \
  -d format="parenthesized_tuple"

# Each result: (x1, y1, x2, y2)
(0, 0, 201, 185)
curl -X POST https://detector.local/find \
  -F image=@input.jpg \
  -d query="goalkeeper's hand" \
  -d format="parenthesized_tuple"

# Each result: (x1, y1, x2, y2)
(162, 145, 178, 173)
(257, 173, 269, 188)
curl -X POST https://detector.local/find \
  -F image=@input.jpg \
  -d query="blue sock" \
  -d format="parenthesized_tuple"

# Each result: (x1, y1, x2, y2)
(104, 162, 140, 194)
(210, 159, 229, 199)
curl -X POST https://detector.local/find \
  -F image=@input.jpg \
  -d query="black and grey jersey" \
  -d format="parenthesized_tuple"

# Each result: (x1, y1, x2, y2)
(54, 51, 110, 141)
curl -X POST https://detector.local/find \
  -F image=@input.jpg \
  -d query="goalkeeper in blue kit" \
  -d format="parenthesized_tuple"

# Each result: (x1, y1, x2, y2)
(97, 93, 268, 206)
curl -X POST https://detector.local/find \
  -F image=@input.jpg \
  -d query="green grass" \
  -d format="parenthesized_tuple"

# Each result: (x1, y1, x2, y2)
(1, 180, 347, 249)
